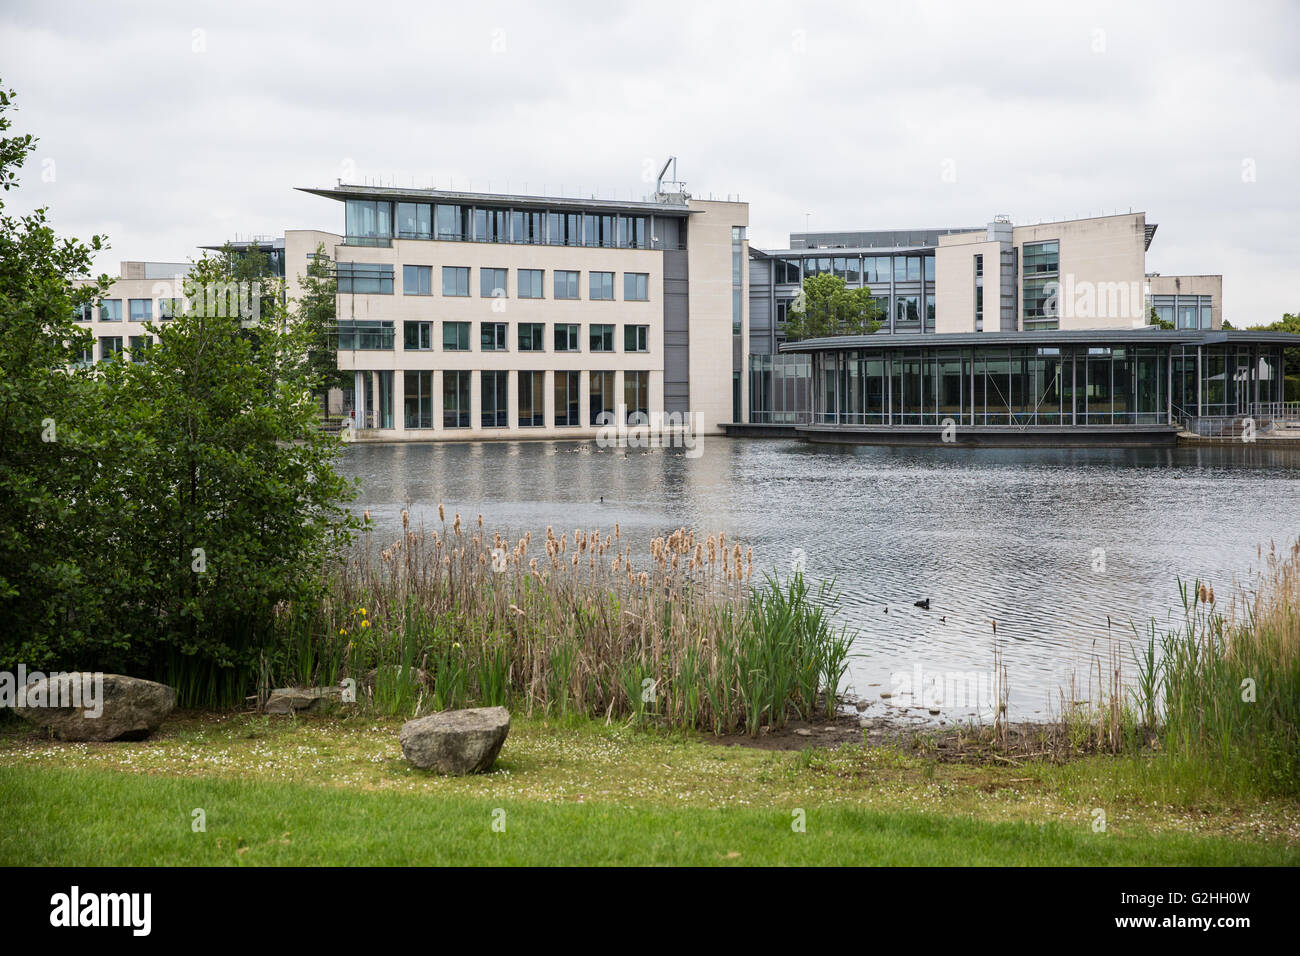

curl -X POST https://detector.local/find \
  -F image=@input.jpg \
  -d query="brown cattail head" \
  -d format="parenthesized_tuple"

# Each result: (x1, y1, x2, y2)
(438, 502, 445, 522)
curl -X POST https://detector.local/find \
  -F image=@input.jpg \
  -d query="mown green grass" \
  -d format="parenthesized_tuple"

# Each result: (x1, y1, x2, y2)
(1, 713, 1297, 865)
(2, 764, 1295, 866)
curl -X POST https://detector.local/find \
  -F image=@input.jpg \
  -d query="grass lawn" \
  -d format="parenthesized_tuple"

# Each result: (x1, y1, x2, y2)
(1, 712, 1297, 866)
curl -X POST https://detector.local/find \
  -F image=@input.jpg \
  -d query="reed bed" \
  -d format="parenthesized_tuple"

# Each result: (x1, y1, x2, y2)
(279, 507, 855, 735)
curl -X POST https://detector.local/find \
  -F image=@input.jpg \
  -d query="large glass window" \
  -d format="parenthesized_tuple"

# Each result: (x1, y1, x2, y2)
(554, 323, 579, 351)
(864, 258, 890, 284)
(589, 324, 614, 352)
(128, 299, 151, 322)
(99, 336, 123, 361)
(338, 263, 394, 294)
(442, 266, 470, 297)
(624, 324, 648, 352)
(128, 335, 150, 362)
(554, 371, 580, 425)
(518, 269, 544, 298)
(99, 299, 122, 322)
(624, 272, 649, 301)
(396, 202, 432, 239)
(443, 370, 470, 428)
(775, 259, 801, 284)
(481, 370, 509, 428)
(345, 200, 392, 244)
(435, 204, 465, 240)
(403, 320, 433, 350)
(336, 320, 394, 350)
(590, 271, 614, 300)
(404, 371, 433, 429)
(473, 208, 507, 242)
(403, 265, 432, 295)
(589, 371, 615, 426)
(624, 370, 649, 423)
(480, 268, 508, 298)
(518, 371, 546, 426)
(895, 295, 920, 329)
(442, 321, 470, 351)
(554, 270, 580, 299)
(1023, 276, 1058, 330)
(518, 323, 545, 351)
(1022, 240, 1059, 275)
(480, 322, 507, 351)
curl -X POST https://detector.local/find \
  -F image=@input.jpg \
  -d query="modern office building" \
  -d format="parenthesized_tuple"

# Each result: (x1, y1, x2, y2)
(71, 260, 193, 365)
(743, 211, 1291, 442)
(296, 181, 748, 440)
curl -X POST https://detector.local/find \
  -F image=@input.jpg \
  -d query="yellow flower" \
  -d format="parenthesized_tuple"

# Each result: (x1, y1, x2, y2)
(452, 641, 461, 649)
(360, 619, 370, 629)
(339, 628, 347, 636)
(358, 607, 367, 616)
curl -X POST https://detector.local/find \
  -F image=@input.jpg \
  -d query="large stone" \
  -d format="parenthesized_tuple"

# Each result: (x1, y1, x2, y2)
(265, 686, 344, 714)
(399, 707, 510, 774)
(17, 673, 175, 741)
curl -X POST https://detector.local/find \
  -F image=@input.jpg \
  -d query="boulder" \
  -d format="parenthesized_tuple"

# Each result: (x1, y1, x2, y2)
(399, 706, 510, 774)
(265, 685, 344, 714)
(17, 673, 175, 741)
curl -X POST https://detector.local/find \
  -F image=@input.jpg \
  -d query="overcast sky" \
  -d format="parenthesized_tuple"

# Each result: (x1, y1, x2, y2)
(2, 0, 1297, 325)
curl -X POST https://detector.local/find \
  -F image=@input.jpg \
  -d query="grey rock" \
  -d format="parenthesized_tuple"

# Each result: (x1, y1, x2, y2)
(399, 706, 510, 774)
(265, 686, 343, 714)
(17, 673, 175, 741)
(793, 727, 813, 737)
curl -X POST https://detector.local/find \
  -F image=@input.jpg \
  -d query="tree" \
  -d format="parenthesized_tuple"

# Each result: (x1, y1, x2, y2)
(783, 273, 884, 341)
(81, 254, 361, 701)
(1148, 305, 1175, 330)
(295, 243, 347, 416)
(0, 81, 113, 671)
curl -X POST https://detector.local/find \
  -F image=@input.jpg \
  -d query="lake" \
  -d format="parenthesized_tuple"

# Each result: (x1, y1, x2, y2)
(336, 438, 1300, 721)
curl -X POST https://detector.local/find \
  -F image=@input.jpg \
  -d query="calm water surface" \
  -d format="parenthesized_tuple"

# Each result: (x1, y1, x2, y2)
(336, 439, 1300, 720)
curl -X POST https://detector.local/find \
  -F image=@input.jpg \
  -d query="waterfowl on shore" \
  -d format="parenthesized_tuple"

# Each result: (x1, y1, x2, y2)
(914, 598, 930, 610)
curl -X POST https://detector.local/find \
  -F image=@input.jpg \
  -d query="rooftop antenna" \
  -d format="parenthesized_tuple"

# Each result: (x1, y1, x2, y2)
(655, 156, 687, 200)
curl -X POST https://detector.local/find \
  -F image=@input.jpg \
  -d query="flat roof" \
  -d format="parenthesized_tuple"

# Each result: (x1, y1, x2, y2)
(779, 328, 1300, 352)
(297, 184, 696, 217)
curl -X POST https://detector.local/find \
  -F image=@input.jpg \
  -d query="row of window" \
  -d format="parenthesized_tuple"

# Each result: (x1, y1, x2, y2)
(771, 255, 936, 285)
(339, 263, 651, 301)
(775, 293, 937, 330)
(339, 319, 651, 353)
(75, 299, 184, 323)
(79, 335, 153, 363)
(382, 369, 652, 430)
(346, 200, 656, 249)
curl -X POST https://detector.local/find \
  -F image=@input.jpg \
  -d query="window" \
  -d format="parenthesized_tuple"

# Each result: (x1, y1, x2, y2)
(99, 336, 123, 361)
(624, 370, 649, 423)
(443, 370, 470, 428)
(1200, 303, 1213, 329)
(403, 265, 432, 295)
(589, 271, 614, 300)
(480, 268, 508, 299)
(624, 272, 649, 301)
(589, 371, 615, 426)
(554, 270, 579, 299)
(975, 285, 984, 332)
(442, 321, 470, 351)
(158, 298, 182, 320)
(396, 202, 432, 239)
(74, 301, 93, 322)
(1022, 240, 1059, 275)
(554, 371, 580, 425)
(403, 320, 433, 351)
(925, 294, 936, 332)
(336, 320, 395, 350)
(337, 263, 394, 294)
(895, 295, 920, 328)
(864, 257, 890, 284)
(404, 371, 433, 429)
(480, 322, 507, 351)
(518, 371, 546, 427)
(589, 324, 614, 352)
(624, 324, 648, 352)
(924, 257, 935, 282)
(518, 323, 545, 351)
(518, 269, 544, 298)
(975, 254, 984, 278)
(554, 323, 579, 352)
(473, 208, 507, 242)
(1177, 303, 1198, 330)
(74, 346, 93, 366)
(775, 259, 801, 284)
(442, 266, 470, 297)
(99, 299, 122, 322)
(345, 200, 392, 244)
(510, 210, 543, 244)
(129, 299, 152, 322)
(128, 335, 150, 362)
(481, 370, 509, 428)
(435, 204, 466, 241)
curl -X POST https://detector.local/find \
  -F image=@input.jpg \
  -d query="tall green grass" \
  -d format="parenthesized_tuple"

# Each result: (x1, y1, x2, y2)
(275, 511, 856, 734)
